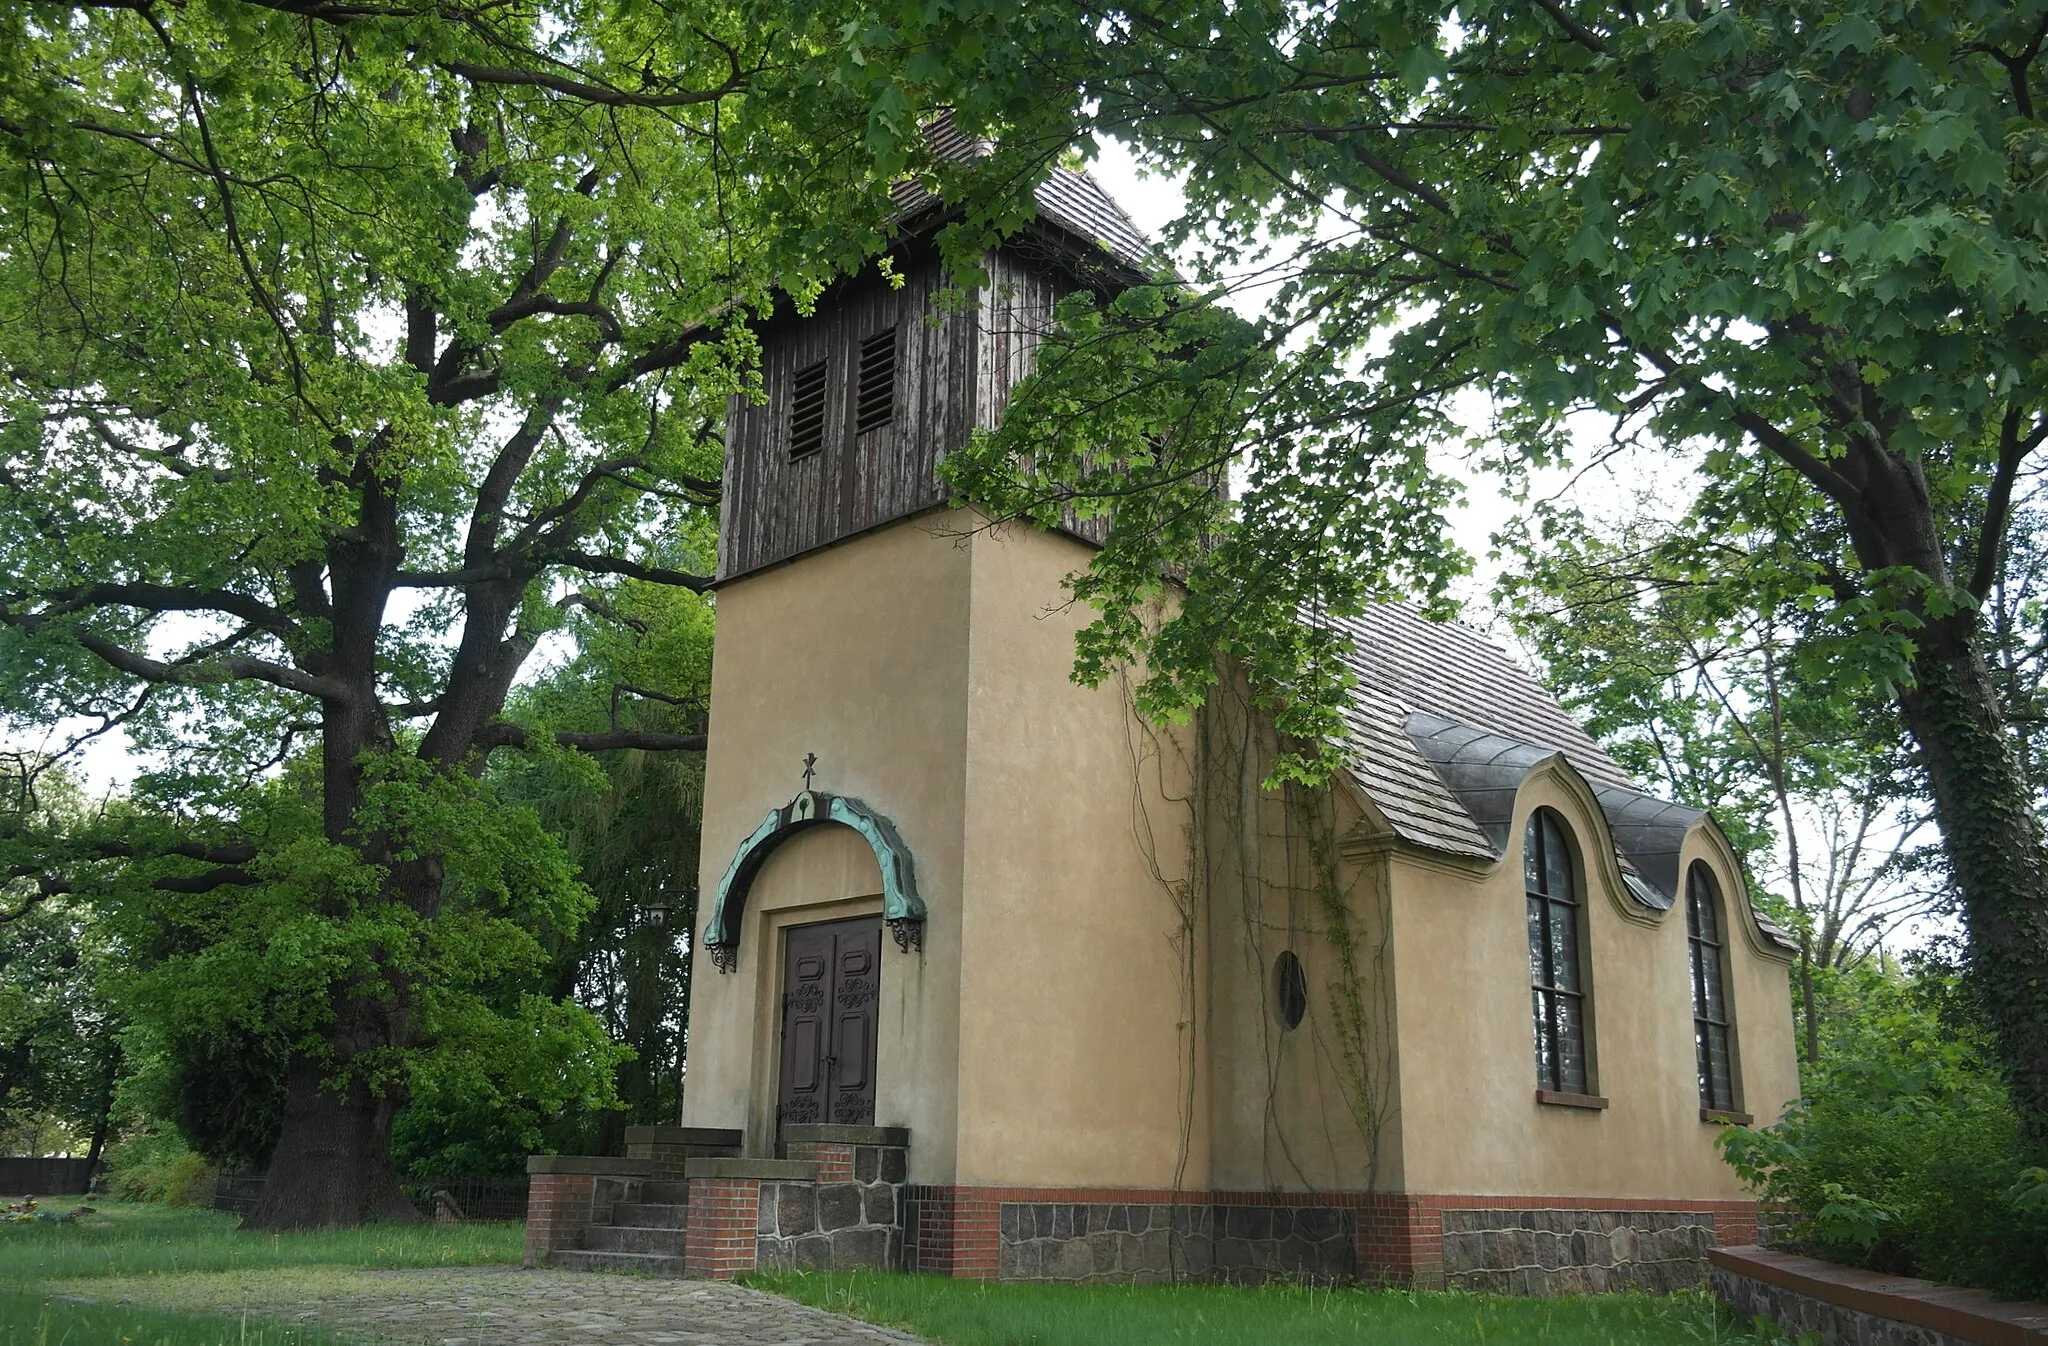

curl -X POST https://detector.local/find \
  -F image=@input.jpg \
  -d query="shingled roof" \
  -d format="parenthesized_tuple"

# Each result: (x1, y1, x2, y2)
(1330, 604, 1795, 946)
(888, 116, 1156, 275)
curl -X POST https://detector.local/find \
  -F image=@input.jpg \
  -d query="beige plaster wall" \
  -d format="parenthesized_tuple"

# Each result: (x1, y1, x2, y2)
(1197, 685, 1400, 1195)
(951, 521, 1201, 1189)
(1383, 766, 1799, 1199)
(685, 511, 1204, 1191)
(680, 515, 973, 1181)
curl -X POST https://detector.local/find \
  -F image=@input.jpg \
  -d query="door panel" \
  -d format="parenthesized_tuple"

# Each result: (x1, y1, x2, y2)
(777, 916, 882, 1141)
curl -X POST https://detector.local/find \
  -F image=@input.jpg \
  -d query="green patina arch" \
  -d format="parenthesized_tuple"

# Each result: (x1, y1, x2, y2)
(702, 789, 924, 972)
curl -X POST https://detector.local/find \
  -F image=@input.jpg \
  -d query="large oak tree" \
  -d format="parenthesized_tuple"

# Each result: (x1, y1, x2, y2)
(0, 0, 893, 1225)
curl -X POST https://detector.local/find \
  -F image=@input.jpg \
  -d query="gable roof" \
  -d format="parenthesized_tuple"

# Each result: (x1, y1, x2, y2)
(1330, 604, 1795, 946)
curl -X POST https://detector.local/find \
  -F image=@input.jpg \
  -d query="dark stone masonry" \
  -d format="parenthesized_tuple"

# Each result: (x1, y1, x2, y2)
(755, 1131, 911, 1273)
(1441, 1209, 1715, 1295)
(995, 1201, 1357, 1285)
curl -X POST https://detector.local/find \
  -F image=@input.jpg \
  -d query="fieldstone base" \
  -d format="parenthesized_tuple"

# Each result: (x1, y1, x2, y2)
(905, 1188, 1757, 1291)
(756, 1178, 907, 1272)
(1442, 1209, 1715, 1294)
(994, 1201, 1358, 1285)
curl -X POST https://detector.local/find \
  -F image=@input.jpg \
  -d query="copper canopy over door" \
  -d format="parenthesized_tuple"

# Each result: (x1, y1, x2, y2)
(777, 916, 881, 1140)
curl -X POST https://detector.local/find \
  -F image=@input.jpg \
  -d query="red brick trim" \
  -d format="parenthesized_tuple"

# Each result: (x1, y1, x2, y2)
(1711, 1246, 2048, 1345)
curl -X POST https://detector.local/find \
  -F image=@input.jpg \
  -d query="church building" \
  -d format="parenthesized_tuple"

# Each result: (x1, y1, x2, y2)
(523, 150, 1800, 1294)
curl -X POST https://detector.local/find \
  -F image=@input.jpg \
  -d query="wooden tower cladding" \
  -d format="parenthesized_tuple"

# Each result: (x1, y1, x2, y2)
(717, 245, 1083, 583)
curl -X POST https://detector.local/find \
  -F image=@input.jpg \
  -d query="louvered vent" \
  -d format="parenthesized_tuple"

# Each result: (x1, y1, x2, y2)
(788, 360, 828, 461)
(855, 328, 897, 435)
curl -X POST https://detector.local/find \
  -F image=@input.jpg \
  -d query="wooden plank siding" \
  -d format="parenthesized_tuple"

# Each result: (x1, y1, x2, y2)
(717, 246, 1109, 584)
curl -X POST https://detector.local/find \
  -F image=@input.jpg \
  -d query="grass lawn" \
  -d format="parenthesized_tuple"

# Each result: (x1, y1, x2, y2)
(750, 1270, 1779, 1346)
(0, 1200, 522, 1345)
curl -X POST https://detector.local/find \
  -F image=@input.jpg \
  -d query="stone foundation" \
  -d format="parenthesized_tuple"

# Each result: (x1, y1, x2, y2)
(1440, 1209, 1715, 1294)
(904, 1187, 1757, 1291)
(756, 1124, 911, 1272)
(991, 1201, 1357, 1285)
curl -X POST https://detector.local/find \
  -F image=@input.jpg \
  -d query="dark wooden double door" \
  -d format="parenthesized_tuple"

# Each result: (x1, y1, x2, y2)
(777, 917, 880, 1136)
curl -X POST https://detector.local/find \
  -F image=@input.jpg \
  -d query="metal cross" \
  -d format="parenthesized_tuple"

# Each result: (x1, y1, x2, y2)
(802, 752, 818, 791)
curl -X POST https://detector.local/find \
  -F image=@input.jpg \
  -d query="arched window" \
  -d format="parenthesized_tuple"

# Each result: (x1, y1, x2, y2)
(1526, 810, 1589, 1094)
(1687, 863, 1736, 1112)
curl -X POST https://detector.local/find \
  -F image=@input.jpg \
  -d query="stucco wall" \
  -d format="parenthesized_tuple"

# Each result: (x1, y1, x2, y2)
(1383, 765, 1799, 1199)
(684, 508, 1798, 1205)
(686, 512, 1201, 1191)
(681, 515, 973, 1182)
(1198, 681, 1399, 1195)
(952, 520, 1199, 1189)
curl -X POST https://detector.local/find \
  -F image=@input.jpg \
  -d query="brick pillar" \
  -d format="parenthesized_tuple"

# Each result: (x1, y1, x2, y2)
(1356, 1195, 1445, 1289)
(624, 1125, 742, 1181)
(684, 1178, 762, 1279)
(524, 1172, 594, 1267)
(903, 1186, 1000, 1278)
(786, 1139, 856, 1182)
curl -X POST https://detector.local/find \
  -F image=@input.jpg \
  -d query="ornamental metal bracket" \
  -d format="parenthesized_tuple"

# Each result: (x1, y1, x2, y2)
(701, 789, 925, 974)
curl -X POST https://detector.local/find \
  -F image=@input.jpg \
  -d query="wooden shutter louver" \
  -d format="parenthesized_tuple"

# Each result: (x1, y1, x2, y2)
(855, 328, 897, 434)
(789, 360, 829, 460)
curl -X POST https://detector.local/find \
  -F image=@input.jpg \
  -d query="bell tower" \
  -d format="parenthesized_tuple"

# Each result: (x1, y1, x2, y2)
(681, 162, 1200, 1216)
(715, 160, 1149, 583)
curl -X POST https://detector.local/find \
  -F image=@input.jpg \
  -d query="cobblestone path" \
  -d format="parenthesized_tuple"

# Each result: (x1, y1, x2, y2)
(69, 1265, 931, 1345)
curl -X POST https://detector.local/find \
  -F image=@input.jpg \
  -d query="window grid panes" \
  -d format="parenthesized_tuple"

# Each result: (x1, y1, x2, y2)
(1687, 863, 1736, 1112)
(1526, 811, 1589, 1093)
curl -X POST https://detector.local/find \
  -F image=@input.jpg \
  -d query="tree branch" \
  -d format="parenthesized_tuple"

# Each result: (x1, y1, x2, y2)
(1969, 404, 2047, 602)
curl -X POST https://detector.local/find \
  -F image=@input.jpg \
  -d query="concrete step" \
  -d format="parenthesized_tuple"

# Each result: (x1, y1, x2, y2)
(641, 1181, 691, 1204)
(549, 1248, 685, 1276)
(581, 1223, 686, 1255)
(609, 1202, 687, 1229)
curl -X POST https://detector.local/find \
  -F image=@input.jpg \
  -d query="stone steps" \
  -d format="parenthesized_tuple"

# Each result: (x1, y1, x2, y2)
(548, 1247, 687, 1276)
(581, 1222, 687, 1255)
(608, 1201, 689, 1229)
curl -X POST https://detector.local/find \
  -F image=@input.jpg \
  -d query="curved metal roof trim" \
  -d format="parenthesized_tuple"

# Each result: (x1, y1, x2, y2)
(1404, 711, 1683, 913)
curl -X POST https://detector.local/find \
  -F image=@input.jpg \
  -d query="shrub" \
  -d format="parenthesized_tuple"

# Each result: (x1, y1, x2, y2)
(103, 1129, 215, 1207)
(1721, 967, 2048, 1300)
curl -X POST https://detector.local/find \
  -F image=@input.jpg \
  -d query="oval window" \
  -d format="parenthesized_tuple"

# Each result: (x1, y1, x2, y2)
(1274, 950, 1308, 1030)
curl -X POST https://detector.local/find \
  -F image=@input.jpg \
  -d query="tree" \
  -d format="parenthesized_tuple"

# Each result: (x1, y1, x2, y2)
(1498, 498, 1945, 1063)
(492, 579, 713, 1157)
(0, 758, 126, 1167)
(0, 0, 894, 1225)
(849, 0, 2048, 1148)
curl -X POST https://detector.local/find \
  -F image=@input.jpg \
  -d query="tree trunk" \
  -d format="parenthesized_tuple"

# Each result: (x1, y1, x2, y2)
(1798, 946, 1820, 1067)
(1897, 610, 2048, 1154)
(243, 1053, 418, 1229)
(83, 1038, 121, 1172)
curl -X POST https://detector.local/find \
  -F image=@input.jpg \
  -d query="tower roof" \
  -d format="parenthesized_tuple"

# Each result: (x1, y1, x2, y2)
(888, 116, 1156, 275)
